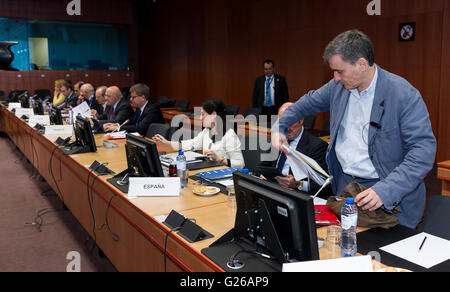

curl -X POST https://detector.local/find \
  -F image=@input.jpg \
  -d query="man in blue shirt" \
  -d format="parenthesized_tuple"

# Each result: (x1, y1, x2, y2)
(272, 30, 436, 228)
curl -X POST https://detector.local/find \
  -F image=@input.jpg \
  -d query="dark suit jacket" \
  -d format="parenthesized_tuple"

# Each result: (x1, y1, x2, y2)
(98, 98, 134, 125)
(252, 74, 289, 111)
(121, 101, 165, 136)
(87, 95, 103, 114)
(260, 129, 331, 199)
(59, 91, 78, 108)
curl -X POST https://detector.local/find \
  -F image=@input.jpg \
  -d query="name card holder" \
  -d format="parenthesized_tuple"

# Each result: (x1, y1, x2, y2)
(44, 125, 73, 136)
(15, 108, 34, 118)
(8, 103, 21, 111)
(28, 115, 50, 127)
(128, 177, 181, 197)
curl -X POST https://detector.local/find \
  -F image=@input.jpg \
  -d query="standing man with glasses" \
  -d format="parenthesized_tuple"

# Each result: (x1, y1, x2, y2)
(103, 83, 164, 135)
(252, 59, 289, 125)
(271, 30, 436, 229)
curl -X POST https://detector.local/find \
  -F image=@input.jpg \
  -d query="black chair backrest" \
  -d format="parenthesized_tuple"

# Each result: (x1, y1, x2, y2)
(422, 195, 450, 240)
(303, 115, 316, 130)
(145, 123, 170, 139)
(34, 89, 51, 100)
(177, 99, 190, 111)
(225, 105, 240, 116)
(167, 98, 176, 108)
(240, 134, 271, 173)
(243, 107, 262, 118)
(0, 90, 5, 97)
(169, 127, 194, 142)
(322, 118, 330, 132)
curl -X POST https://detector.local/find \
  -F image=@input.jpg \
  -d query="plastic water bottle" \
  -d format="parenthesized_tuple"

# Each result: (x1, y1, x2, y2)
(341, 197, 358, 257)
(176, 151, 188, 189)
(68, 108, 74, 125)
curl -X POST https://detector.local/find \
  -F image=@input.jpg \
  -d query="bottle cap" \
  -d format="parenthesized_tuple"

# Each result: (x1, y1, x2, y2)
(240, 168, 249, 173)
(178, 151, 184, 155)
(345, 197, 354, 205)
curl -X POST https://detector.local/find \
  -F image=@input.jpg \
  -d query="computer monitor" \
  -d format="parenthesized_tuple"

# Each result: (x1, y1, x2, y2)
(62, 116, 97, 155)
(18, 91, 30, 108)
(33, 100, 44, 115)
(232, 172, 319, 264)
(49, 107, 63, 125)
(125, 134, 164, 178)
(73, 115, 97, 153)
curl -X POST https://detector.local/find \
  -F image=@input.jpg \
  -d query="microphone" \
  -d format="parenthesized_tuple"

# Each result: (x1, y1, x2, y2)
(113, 119, 130, 132)
(370, 121, 381, 129)
(312, 176, 333, 199)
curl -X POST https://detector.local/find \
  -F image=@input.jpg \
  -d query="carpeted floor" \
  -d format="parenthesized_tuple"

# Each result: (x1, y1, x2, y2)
(0, 134, 116, 272)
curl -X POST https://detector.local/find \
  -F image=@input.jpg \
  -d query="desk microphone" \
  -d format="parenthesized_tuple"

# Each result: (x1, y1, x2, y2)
(370, 121, 381, 129)
(312, 176, 333, 199)
(113, 119, 130, 132)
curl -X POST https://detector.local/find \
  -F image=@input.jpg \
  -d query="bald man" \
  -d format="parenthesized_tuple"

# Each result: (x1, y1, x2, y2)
(96, 86, 133, 128)
(261, 102, 330, 198)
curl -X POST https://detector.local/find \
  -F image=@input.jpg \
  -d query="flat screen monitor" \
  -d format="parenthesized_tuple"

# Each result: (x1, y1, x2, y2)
(33, 100, 44, 115)
(73, 115, 97, 153)
(19, 92, 30, 108)
(232, 171, 319, 264)
(49, 107, 63, 125)
(125, 134, 164, 178)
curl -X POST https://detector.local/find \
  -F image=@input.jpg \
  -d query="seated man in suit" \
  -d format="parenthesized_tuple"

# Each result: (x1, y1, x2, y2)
(96, 86, 134, 128)
(92, 85, 107, 116)
(58, 80, 78, 109)
(79, 83, 102, 113)
(260, 102, 331, 198)
(252, 59, 289, 123)
(103, 83, 165, 135)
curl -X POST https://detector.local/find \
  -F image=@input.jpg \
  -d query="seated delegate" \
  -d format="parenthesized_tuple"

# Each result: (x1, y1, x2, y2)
(259, 102, 331, 198)
(103, 83, 165, 136)
(153, 98, 245, 169)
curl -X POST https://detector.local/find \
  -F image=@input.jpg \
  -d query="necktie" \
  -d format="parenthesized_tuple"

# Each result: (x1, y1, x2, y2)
(109, 107, 115, 121)
(265, 76, 274, 107)
(276, 139, 293, 172)
(135, 108, 141, 126)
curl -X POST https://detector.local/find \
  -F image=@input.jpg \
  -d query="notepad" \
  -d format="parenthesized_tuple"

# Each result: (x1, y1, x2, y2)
(380, 232, 450, 269)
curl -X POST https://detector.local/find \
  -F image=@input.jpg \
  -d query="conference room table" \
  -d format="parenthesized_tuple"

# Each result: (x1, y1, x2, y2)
(438, 161, 450, 196)
(0, 104, 384, 272)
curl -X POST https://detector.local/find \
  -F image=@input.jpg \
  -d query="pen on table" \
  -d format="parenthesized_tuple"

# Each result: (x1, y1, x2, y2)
(419, 236, 427, 251)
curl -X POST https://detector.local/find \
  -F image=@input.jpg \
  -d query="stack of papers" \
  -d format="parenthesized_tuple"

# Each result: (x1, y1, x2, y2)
(282, 144, 330, 185)
(106, 131, 127, 140)
(71, 101, 92, 123)
(160, 151, 205, 166)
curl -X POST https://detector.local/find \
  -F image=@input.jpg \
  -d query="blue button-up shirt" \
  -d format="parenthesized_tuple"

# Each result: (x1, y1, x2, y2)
(335, 67, 379, 179)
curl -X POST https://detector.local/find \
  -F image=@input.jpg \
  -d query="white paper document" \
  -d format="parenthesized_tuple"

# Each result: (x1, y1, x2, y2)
(380, 232, 450, 269)
(282, 255, 373, 272)
(160, 151, 205, 166)
(71, 101, 92, 123)
(282, 144, 330, 185)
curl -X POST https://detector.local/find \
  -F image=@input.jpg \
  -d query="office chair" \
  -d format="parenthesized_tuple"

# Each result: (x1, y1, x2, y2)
(34, 89, 51, 100)
(240, 134, 271, 173)
(225, 105, 240, 116)
(303, 115, 316, 130)
(176, 100, 190, 112)
(243, 107, 262, 118)
(169, 127, 194, 142)
(422, 195, 450, 240)
(167, 98, 176, 108)
(145, 123, 171, 140)
(322, 118, 330, 132)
